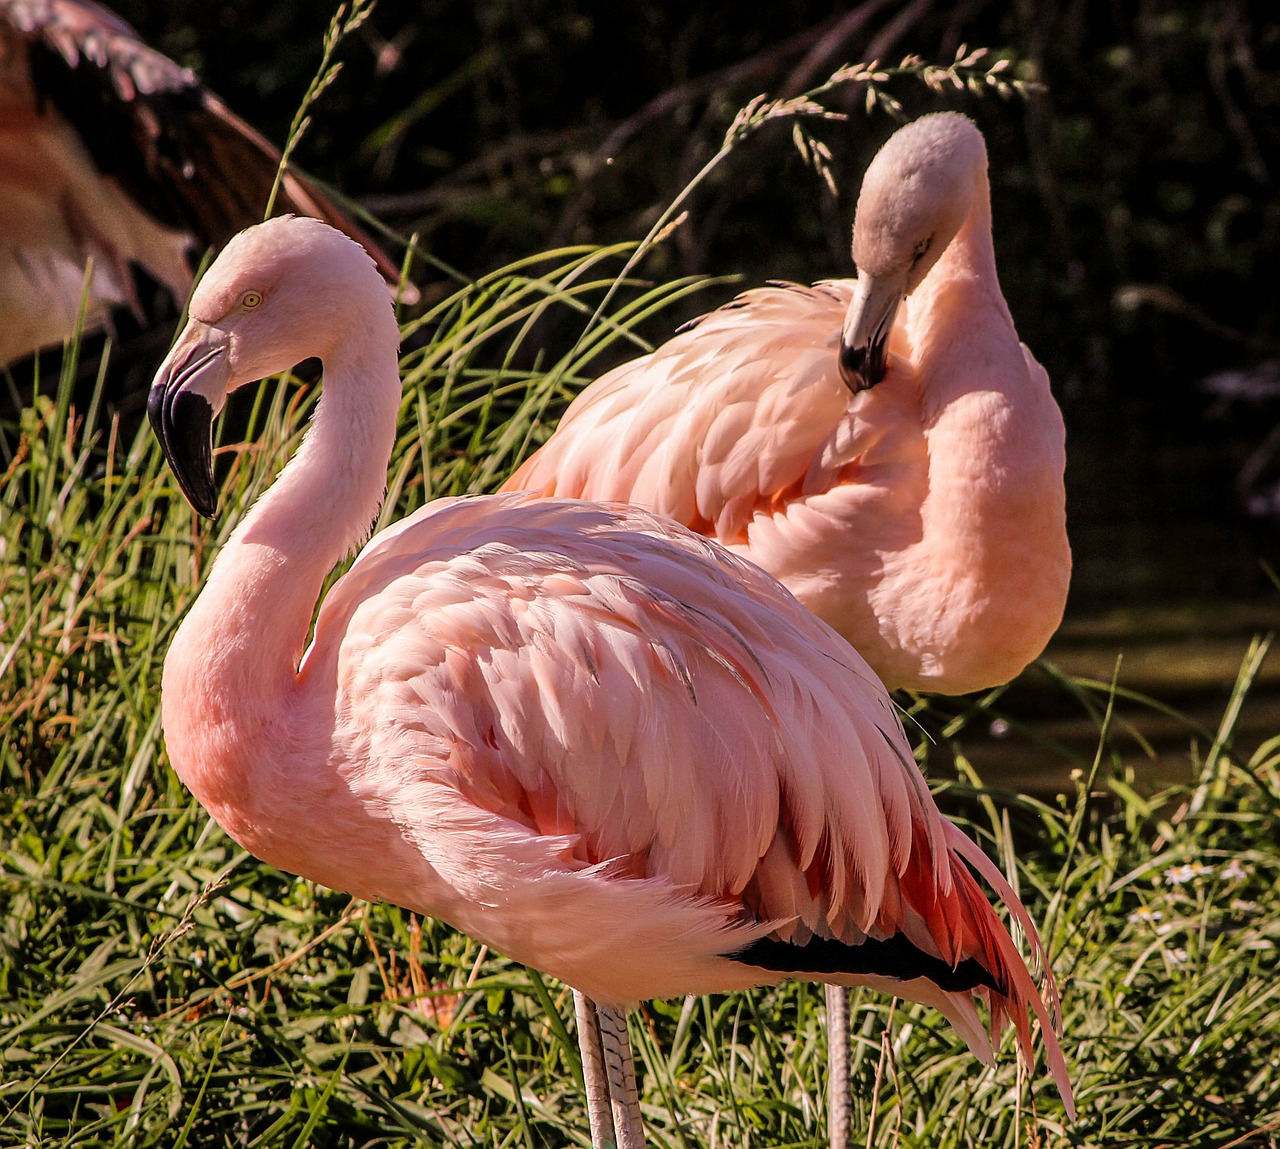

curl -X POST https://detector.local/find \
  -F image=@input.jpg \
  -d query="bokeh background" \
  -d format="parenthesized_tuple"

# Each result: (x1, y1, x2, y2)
(6, 11, 1280, 1142)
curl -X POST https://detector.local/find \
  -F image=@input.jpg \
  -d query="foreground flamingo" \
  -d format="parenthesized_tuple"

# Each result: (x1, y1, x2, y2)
(148, 215, 1073, 1146)
(505, 112, 1070, 697)
(0, 0, 413, 367)
(504, 110, 1071, 1145)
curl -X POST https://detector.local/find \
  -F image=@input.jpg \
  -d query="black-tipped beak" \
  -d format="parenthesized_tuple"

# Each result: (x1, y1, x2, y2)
(148, 321, 230, 519)
(838, 333, 888, 394)
(838, 273, 905, 394)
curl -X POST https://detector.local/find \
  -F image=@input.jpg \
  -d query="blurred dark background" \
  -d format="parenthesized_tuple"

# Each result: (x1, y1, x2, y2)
(19, 0, 1280, 773)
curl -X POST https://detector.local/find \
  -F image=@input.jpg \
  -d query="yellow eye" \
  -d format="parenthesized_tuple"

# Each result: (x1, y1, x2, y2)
(241, 291, 263, 309)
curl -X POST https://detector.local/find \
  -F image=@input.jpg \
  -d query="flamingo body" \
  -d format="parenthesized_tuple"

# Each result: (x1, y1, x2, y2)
(149, 215, 1073, 1121)
(505, 113, 1070, 695)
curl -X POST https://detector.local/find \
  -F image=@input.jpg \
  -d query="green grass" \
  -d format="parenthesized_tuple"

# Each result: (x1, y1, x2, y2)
(3, 242, 1280, 1149)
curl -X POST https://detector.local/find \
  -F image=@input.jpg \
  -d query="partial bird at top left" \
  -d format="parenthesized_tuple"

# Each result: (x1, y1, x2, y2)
(0, 0, 416, 369)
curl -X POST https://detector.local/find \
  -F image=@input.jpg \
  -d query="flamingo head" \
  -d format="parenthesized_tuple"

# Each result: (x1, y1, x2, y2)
(148, 216, 391, 518)
(839, 112, 985, 393)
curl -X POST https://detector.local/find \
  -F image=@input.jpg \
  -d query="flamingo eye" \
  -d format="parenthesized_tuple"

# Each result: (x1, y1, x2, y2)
(911, 238, 931, 266)
(240, 291, 263, 309)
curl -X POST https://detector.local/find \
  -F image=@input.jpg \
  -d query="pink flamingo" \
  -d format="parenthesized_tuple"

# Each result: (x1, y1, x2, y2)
(503, 111, 1071, 1143)
(148, 216, 1073, 1147)
(505, 112, 1070, 698)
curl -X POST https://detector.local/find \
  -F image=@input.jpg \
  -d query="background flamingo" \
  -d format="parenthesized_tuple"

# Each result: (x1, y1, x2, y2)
(505, 111, 1070, 697)
(0, 0, 413, 369)
(147, 215, 1073, 1146)
(504, 111, 1072, 1143)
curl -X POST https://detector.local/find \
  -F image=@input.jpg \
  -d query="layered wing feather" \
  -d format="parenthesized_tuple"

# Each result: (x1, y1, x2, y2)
(502, 282, 938, 688)
(300, 494, 1070, 1111)
(504, 275, 1068, 696)
(0, 0, 413, 364)
(315, 493, 926, 916)
(507, 282, 886, 542)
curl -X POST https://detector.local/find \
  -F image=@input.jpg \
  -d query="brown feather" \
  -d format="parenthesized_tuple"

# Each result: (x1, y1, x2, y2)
(0, 0, 415, 366)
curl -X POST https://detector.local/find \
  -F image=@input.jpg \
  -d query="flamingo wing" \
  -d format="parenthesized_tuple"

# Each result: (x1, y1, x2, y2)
(314, 493, 923, 916)
(300, 494, 1069, 1110)
(0, 0, 412, 364)
(507, 282, 890, 543)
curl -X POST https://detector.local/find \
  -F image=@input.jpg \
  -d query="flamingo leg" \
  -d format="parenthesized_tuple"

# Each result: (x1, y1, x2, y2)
(596, 1000, 646, 1149)
(574, 990, 617, 1148)
(825, 984, 852, 1149)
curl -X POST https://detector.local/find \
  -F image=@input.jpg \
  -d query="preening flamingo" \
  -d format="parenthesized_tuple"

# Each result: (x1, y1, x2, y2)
(505, 111, 1070, 697)
(504, 110, 1072, 1143)
(148, 216, 1074, 1147)
(0, 0, 413, 368)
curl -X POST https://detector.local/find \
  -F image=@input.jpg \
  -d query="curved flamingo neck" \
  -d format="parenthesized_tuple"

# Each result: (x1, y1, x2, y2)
(905, 165, 1012, 409)
(239, 338, 402, 600)
(880, 164, 1069, 691)
(161, 320, 402, 836)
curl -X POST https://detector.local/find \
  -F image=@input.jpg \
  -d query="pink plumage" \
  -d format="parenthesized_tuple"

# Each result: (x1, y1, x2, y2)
(147, 214, 1074, 1135)
(505, 113, 1071, 695)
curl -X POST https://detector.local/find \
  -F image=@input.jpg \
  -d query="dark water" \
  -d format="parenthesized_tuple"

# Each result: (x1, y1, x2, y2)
(944, 377, 1280, 796)
(951, 602, 1280, 796)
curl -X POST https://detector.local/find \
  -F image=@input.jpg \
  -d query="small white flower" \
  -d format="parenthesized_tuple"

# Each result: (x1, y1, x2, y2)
(1165, 948, 1190, 966)
(1127, 907, 1164, 925)
(1163, 861, 1214, 885)
(989, 718, 1010, 738)
(1231, 898, 1259, 913)
(1219, 858, 1249, 882)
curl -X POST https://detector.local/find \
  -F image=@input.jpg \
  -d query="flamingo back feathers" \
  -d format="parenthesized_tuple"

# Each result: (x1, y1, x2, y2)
(508, 282, 866, 543)
(296, 494, 1071, 1113)
(503, 117, 1070, 697)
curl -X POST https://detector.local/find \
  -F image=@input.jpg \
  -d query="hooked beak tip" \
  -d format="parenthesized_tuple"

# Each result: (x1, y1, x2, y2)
(840, 271, 904, 394)
(149, 324, 227, 519)
(187, 483, 220, 522)
(149, 382, 220, 518)
(838, 338, 885, 394)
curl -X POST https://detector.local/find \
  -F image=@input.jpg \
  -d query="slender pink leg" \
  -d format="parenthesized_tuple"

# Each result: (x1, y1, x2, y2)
(826, 984, 851, 1149)
(575, 990, 616, 1148)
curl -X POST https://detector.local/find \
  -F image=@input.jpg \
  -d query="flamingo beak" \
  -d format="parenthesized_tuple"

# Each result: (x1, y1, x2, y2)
(148, 320, 231, 519)
(838, 273, 905, 394)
